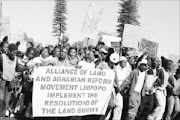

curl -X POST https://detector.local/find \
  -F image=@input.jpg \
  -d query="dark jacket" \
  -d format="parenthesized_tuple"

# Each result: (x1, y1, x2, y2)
(120, 69, 147, 96)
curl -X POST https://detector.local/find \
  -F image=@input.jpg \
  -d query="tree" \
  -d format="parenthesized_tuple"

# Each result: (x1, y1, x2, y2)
(117, 0, 140, 38)
(52, 0, 67, 43)
(117, 0, 140, 56)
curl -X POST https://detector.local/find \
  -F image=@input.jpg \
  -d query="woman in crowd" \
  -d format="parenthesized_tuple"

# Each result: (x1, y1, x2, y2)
(26, 42, 34, 49)
(0, 42, 9, 54)
(68, 47, 79, 67)
(78, 51, 95, 69)
(0, 44, 29, 119)
(32, 47, 54, 66)
(52, 46, 61, 58)
(22, 47, 38, 119)
(77, 48, 85, 61)
(95, 48, 108, 68)
(52, 47, 71, 66)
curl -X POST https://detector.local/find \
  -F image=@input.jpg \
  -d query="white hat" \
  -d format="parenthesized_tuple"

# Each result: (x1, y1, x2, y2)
(100, 48, 108, 54)
(18, 45, 27, 53)
(139, 59, 148, 65)
(110, 53, 119, 64)
(42, 43, 46, 48)
(119, 56, 127, 61)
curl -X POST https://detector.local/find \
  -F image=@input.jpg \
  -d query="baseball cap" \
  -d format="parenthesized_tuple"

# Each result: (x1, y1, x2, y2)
(139, 59, 148, 65)
(119, 56, 127, 61)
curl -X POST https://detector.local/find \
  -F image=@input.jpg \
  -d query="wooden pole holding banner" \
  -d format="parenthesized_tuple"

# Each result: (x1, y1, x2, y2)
(87, 37, 89, 47)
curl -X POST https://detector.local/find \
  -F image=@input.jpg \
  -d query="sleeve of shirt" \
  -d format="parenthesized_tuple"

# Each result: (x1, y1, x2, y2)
(155, 68, 164, 86)
(96, 63, 102, 70)
(78, 61, 83, 67)
(119, 70, 134, 91)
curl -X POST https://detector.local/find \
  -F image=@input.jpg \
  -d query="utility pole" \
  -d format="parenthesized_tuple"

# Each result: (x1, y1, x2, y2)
(0, 0, 2, 39)
(0, 0, 2, 18)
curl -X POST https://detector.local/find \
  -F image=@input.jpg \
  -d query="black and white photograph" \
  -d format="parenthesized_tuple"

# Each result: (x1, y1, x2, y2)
(0, 0, 179, 120)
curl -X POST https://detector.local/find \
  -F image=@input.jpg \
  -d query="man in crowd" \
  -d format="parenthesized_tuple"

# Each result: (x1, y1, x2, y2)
(120, 59, 148, 120)
(136, 57, 159, 120)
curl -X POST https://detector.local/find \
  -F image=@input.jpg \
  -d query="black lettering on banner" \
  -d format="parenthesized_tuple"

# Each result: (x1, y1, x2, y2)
(77, 108, 99, 113)
(42, 108, 56, 114)
(90, 100, 98, 105)
(40, 84, 78, 90)
(47, 92, 86, 98)
(79, 70, 88, 75)
(36, 76, 50, 82)
(44, 100, 90, 106)
(46, 68, 50, 74)
(89, 70, 106, 76)
(87, 78, 112, 84)
(46, 68, 78, 75)
(80, 85, 106, 91)
(87, 93, 98, 98)
(58, 108, 75, 114)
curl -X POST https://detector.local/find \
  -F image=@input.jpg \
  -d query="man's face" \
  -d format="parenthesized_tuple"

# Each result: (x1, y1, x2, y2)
(120, 60, 127, 68)
(9, 50, 18, 60)
(139, 64, 147, 72)
(129, 57, 135, 65)
(60, 48, 68, 60)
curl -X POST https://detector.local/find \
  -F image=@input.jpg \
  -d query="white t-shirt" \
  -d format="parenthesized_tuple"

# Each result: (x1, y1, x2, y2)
(134, 71, 146, 92)
(2, 54, 17, 81)
(115, 65, 131, 86)
(78, 60, 95, 69)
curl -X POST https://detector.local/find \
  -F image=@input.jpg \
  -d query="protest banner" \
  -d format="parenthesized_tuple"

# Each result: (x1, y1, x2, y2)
(0, 16, 10, 40)
(81, 3, 103, 40)
(32, 66, 115, 117)
(138, 38, 159, 57)
(101, 34, 121, 54)
(122, 24, 142, 49)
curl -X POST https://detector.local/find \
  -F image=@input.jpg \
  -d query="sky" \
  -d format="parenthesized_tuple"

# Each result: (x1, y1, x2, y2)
(1, 0, 180, 58)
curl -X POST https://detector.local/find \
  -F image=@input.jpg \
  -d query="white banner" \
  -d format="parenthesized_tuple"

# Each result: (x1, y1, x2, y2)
(81, 3, 103, 39)
(123, 24, 142, 49)
(32, 66, 115, 117)
(0, 16, 10, 38)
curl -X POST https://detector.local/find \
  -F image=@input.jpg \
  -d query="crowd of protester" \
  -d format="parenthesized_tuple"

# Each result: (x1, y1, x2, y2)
(0, 36, 180, 120)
